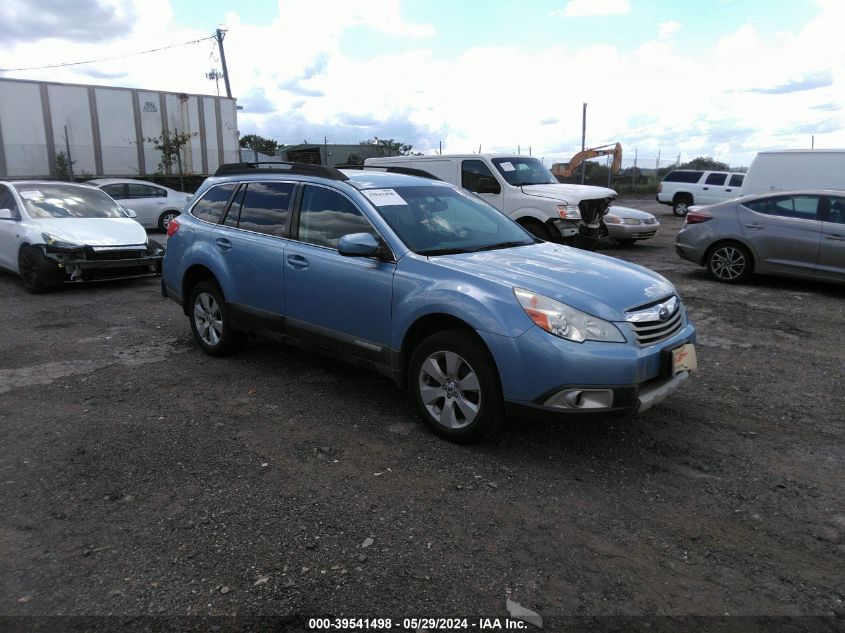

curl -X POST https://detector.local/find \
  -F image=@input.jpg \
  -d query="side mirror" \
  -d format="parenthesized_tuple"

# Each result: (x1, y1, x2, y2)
(338, 232, 380, 258)
(121, 206, 138, 219)
(0, 208, 14, 220)
(476, 176, 501, 194)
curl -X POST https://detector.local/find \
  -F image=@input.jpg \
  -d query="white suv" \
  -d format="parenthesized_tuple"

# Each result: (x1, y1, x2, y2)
(657, 170, 745, 216)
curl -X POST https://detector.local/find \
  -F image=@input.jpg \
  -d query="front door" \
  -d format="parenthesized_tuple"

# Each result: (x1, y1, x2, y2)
(284, 184, 395, 364)
(817, 195, 845, 280)
(0, 185, 21, 270)
(461, 159, 504, 211)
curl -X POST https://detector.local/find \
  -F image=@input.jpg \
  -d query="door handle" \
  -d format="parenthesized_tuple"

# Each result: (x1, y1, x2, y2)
(215, 238, 232, 251)
(825, 234, 845, 241)
(286, 254, 309, 269)
(725, 189, 732, 192)
(702, 187, 709, 190)
(745, 223, 765, 230)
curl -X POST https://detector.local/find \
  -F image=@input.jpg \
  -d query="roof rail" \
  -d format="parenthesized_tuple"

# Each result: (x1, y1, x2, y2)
(338, 164, 442, 181)
(214, 161, 349, 181)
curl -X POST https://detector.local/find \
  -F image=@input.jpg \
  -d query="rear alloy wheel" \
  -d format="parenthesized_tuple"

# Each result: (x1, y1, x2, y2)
(408, 329, 504, 443)
(707, 243, 752, 283)
(158, 210, 179, 233)
(188, 281, 244, 356)
(18, 245, 54, 294)
(673, 196, 692, 217)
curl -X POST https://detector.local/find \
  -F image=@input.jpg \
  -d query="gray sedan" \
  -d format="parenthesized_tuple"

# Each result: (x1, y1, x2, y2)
(603, 206, 660, 244)
(675, 190, 845, 284)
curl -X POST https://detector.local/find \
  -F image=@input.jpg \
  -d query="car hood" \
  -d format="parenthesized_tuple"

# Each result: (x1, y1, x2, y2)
(39, 218, 148, 246)
(521, 183, 617, 204)
(429, 242, 674, 321)
(607, 205, 657, 221)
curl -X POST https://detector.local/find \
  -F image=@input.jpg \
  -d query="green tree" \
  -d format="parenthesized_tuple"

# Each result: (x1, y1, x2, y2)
(359, 136, 420, 157)
(54, 151, 74, 181)
(239, 134, 280, 155)
(143, 129, 198, 191)
(678, 156, 731, 171)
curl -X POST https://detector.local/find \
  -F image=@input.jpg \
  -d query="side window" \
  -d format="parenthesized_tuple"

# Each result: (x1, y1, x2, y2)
(705, 173, 728, 186)
(826, 196, 845, 225)
(101, 183, 126, 199)
(155, 187, 167, 198)
(235, 182, 295, 237)
(127, 183, 157, 199)
(461, 160, 500, 194)
(729, 174, 744, 187)
(298, 185, 374, 249)
(664, 171, 704, 183)
(0, 185, 19, 219)
(191, 183, 237, 224)
(222, 185, 246, 228)
(747, 196, 819, 220)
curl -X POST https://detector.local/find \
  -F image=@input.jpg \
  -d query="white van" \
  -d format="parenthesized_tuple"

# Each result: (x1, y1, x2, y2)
(364, 154, 616, 245)
(741, 149, 845, 195)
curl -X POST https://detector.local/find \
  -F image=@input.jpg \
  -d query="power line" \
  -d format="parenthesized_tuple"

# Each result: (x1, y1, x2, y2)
(0, 35, 216, 72)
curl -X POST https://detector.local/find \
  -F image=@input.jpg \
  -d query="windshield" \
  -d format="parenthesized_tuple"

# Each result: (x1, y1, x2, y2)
(491, 157, 557, 186)
(363, 185, 535, 256)
(15, 184, 126, 219)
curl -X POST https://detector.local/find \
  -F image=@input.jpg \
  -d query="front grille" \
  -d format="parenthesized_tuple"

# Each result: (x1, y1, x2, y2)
(580, 197, 613, 224)
(625, 296, 684, 346)
(85, 247, 148, 261)
(630, 231, 658, 238)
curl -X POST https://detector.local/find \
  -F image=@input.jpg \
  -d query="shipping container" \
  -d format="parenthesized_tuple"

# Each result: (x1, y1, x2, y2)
(0, 77, 239, 179)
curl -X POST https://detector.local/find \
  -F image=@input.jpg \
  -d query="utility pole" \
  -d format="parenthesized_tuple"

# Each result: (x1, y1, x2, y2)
(811, 135, 815, 149)
(215, 28, 232, 98)
(439, 140, 442, 155)
(580, 102, 587, 184)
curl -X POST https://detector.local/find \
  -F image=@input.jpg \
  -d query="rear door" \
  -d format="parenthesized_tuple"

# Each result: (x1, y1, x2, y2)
(699, 172, 729, 204)
(724, 174, 744, 199)
(217, 181, 294, 325)
(283, 184, 395, 363)
(817, 195, 845, 280)
(738, 195, 822, 275)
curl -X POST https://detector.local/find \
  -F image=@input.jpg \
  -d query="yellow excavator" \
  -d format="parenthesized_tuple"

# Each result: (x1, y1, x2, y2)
(551, 143, 622, 178)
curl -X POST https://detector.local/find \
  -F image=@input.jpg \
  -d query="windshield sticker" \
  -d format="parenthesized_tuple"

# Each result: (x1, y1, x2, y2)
(363, 189, 407, 206)
(19, 190, 44, 200)
(500, 162, 516, 172)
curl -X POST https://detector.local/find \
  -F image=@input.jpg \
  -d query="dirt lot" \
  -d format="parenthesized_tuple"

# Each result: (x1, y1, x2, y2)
(0, 197, 843, 631)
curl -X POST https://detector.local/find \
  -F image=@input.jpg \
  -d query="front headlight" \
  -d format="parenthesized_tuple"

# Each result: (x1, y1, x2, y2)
(604, 214, 623, 224)
(556, 204, 581, 220)
(41, 233, 82, 250)
(514, 288, 626, 343)
(623, 218, 642, 225)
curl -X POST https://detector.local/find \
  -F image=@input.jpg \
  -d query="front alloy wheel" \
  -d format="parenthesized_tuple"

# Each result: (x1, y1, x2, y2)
(707, 243, 752, 283)
(408, 329, 504, 443)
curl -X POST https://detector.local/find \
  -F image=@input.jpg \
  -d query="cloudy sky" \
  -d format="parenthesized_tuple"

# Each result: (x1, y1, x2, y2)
(2, 0, 843, 167)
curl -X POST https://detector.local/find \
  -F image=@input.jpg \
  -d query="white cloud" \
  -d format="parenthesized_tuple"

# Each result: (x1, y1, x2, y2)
(657, 21, 681, 41)
(551, 0, 630, 18)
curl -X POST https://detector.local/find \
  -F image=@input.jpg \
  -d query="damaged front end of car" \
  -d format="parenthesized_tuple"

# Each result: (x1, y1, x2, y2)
(40, 233, 164, 283)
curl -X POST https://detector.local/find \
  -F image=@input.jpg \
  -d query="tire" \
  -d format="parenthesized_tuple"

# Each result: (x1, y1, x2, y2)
(706, 242, 753, 284)
(519, 219, 554, 242)
(18, 245, 56, 294)
(158, 210, 180, 233)
(673, 195, 692, 217)
(188, 280, 244, 356)
(408, 329, 504, 444)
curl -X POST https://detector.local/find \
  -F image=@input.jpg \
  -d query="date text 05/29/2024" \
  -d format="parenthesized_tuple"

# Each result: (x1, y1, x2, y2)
(307, 617, 529, 630)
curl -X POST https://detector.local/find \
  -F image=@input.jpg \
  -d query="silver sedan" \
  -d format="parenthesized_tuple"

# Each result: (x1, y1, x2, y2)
(603, 206, 660, 244)
(675, 190, 845, 284)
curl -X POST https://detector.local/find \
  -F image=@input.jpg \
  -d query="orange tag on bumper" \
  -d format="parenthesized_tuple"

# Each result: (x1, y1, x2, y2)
(672, 343, 697, 374)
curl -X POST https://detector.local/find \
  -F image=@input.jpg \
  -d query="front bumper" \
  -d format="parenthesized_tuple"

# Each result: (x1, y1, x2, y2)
(479, 319, 696, 419)
(42, 244, 164, 282)
(606, 222, 660, 241)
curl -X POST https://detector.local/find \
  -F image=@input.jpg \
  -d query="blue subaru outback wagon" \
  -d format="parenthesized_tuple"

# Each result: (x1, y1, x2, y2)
(162, 163, 696, 443)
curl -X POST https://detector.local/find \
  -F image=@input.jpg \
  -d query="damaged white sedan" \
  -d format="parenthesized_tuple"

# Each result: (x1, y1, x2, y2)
(0, 181, 164, 293)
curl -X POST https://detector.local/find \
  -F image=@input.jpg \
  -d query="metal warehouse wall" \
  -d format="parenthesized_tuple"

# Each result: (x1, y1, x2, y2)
(0, 78, 240, 178)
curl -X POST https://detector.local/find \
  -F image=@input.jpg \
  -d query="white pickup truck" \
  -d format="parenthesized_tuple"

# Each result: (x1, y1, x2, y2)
(364, 154, 616, 247)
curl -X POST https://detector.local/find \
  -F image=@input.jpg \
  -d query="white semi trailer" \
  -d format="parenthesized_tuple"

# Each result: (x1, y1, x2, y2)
(0, 77, 240, 179)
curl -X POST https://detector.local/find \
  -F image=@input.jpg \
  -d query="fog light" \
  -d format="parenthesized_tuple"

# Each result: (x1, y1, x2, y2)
(544, 388, 614, 409)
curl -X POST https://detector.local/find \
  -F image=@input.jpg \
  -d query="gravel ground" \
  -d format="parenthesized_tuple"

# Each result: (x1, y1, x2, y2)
(0, 197, 843, 631)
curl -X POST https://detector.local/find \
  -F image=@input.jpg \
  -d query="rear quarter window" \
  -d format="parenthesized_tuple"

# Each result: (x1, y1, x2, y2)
(190, 183, 237, 224)
(663, 171, 704, 184)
